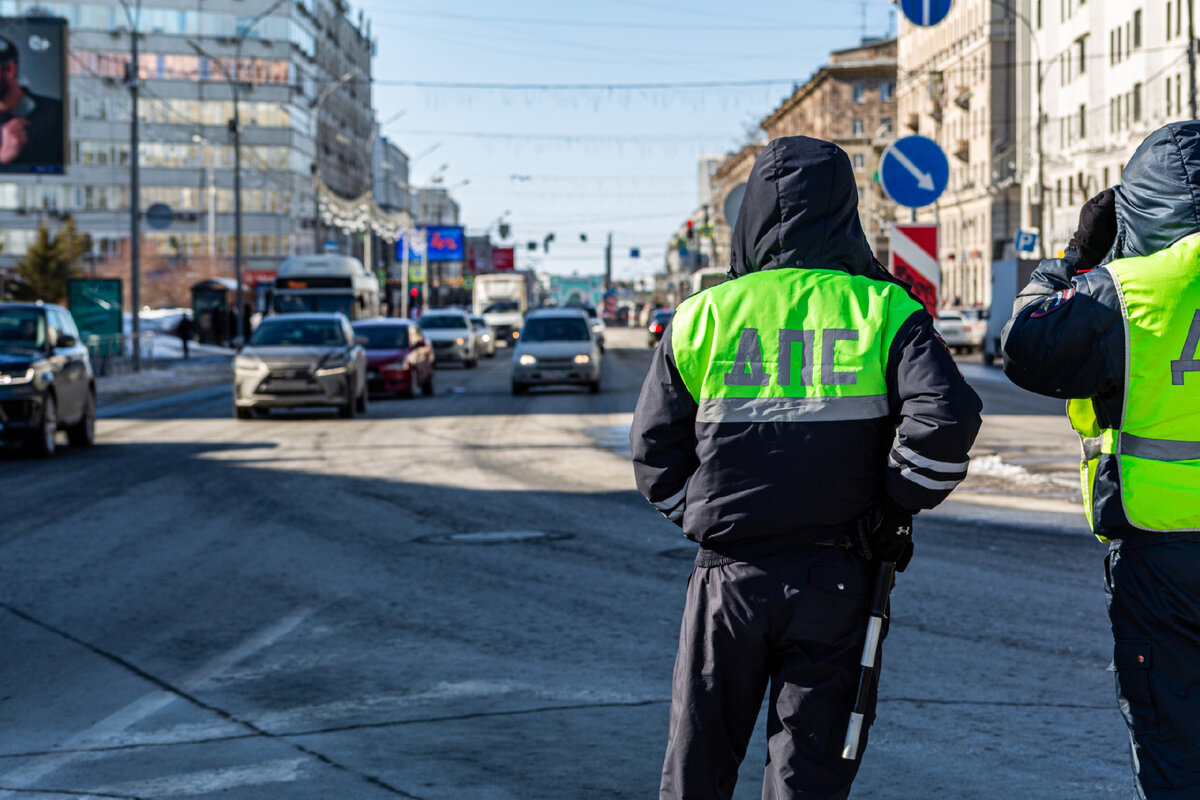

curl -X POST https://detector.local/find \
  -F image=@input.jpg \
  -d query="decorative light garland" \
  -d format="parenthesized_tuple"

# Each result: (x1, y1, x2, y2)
(312, 173, 412, 242)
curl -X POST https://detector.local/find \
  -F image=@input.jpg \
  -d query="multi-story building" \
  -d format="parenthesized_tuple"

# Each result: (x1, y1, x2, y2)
(898, 4, 1020, 308)
(708, 143, 764, 273)
(760, 38, 899, 264)
(0, 0, 376, 288)
(1017, 0, 1190, 257)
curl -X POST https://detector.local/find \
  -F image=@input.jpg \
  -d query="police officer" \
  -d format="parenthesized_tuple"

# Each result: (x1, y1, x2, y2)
(630, 136, 982, 800)
(1003, 121, 1200, 800)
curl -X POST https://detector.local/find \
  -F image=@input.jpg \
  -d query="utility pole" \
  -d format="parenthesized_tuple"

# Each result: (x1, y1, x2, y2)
(604, 232, 613, 294)
(231, 78, 244, 346)
(1189, 0, 1197, 119)
(123, 0, 142, 371)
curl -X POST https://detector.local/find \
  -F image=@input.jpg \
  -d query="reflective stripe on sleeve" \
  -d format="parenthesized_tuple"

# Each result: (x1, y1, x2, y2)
(1121, 433, 1200, 462)
(888, 456, 966, 491)
(891, 442, 970, 474)
(696, 395, 889, 423)
(652, 482, 689, 515)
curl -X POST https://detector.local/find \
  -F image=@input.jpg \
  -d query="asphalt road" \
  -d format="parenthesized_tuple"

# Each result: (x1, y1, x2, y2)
(0, 328, 1134, 799)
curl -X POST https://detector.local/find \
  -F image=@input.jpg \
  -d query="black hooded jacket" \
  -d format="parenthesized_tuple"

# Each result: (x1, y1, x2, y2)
(630, 137, 982, 561)
(1002, 121, 1200, 537)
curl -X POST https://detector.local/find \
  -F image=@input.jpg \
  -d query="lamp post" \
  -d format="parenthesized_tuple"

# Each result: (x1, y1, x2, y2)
(117, 0, 142, 369)
(187, 0, 286, 345)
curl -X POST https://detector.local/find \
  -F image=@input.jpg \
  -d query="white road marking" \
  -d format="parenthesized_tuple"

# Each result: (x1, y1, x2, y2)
(0, 607, 314, 798)
(92, 758, 306, 798)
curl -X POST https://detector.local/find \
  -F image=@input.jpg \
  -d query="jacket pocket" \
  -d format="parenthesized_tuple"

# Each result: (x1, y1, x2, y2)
(1111, 639, 1158, 735)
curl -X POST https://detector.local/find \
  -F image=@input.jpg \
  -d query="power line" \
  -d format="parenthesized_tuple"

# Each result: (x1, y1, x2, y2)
(365, 6, 867, 32)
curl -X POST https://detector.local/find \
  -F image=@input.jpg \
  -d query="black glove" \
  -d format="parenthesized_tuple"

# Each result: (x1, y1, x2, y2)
(854, 502, 915, 572)
(1067, 188, 1118, 270)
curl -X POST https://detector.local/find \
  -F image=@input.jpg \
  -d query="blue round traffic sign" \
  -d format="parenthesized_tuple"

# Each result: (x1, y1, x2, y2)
(879, 136, 950, 209)
(145, 203, 173, 230)
(900, 0, 953, 27)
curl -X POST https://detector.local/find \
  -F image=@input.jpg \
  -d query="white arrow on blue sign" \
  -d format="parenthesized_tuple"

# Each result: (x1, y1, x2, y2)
(900, 0, 953, 27)
(879, 135, 950, 209)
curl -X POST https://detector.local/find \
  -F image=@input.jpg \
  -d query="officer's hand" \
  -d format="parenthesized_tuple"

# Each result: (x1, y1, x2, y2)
(855, 502, 915, 571)
(1067, 188, 1118, 271)
(0, 118, 29, 164)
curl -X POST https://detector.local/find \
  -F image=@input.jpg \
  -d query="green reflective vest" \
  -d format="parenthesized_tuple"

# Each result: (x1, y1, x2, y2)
(1069, 232, 1200, 538)
(670, 269, 923, 421)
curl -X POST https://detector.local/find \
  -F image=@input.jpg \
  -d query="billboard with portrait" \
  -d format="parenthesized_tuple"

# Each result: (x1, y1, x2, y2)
(425, 226, 464, 262)
(0, 16, 68, 174)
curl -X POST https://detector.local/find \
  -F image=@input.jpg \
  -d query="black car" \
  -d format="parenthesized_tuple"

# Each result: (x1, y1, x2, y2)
(0, 303, 95, 456)
(648, 309, 674, 347)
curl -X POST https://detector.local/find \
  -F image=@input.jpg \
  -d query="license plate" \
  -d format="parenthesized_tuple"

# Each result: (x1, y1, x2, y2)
(267, 379, 311, 392)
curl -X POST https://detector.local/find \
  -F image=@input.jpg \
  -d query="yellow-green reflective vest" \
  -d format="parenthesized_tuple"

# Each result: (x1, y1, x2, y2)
(1069, 232, 1200, 539)
(670, 269, 923, 420)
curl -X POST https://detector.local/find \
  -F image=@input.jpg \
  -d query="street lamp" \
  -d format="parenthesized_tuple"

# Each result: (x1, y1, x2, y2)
(117, 0, 142, 369)
(186, 0, 287, 346)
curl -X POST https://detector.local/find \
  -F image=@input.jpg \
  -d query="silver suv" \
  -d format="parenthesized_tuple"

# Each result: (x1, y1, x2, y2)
(233, 313, 367, 418)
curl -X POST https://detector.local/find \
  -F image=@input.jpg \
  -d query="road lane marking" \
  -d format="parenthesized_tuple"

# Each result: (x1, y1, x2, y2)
(93, 759, 306, 798)
(0, 607, 314, 798)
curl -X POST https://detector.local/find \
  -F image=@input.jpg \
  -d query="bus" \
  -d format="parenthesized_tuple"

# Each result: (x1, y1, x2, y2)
(272, 255, 380, 320)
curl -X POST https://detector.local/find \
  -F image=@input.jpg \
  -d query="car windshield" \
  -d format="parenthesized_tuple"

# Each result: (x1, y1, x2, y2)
(420, 315, 468, 330)
(483, 301, 518, 314)
(354, 325, 409, 349)
(0, 308, 46, 350)
(938, 314, 964, 323)
(521, 317, 591, 342)
(567, 305, 598, 319)
(250, 319, 345, 347)
(471, 316, 487, 327)
(274, 293, 354, 318)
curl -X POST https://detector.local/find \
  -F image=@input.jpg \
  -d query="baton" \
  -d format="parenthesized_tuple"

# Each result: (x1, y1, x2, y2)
(841, 559, 896, 761)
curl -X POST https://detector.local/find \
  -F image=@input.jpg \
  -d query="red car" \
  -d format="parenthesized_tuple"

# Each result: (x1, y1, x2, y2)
(352, 319, 435, 398)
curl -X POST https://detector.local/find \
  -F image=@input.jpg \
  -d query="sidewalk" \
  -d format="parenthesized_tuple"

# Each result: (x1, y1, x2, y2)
(955, 413, 1083, 515)
(95, 356, 232, 408)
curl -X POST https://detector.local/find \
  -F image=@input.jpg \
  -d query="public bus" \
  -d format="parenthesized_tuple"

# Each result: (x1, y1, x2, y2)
(272, 255, 380, 320)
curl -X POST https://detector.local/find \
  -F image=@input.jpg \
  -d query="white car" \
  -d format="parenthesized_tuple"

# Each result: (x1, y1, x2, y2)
(420, 310, 478, 368)
(511, 308, 603, 394)
(470, 315, 497, 358)
(935, 311, 985, 353)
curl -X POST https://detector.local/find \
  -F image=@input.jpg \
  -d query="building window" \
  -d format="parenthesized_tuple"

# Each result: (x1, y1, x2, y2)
(880, 117, 893, 135)
(1178, 0, 1184, 36)
(1077, 36, 1087, 74)
(1133, 9, 1142, 48)
(1037, 0, 1043, 28)
(1167, 76, 1173, 115)
(1080, 104, 1087, 138)
(1133, 83, 1142, 121)
(1168, 2, 1174, 39)
(852, 118, 864, 136)
(881, 82, 894, 101)
(1110, 30, 1116, 65)
(852, 84, 865, 103)
(1103, 166, 1110, 187)
(1056, 178, 1063, 207)
(1178, 73, 1184, 116)
(853, 153, 865, 170)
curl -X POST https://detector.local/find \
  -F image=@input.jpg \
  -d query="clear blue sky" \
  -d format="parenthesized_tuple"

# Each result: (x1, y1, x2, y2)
(351, 1, 897, 279)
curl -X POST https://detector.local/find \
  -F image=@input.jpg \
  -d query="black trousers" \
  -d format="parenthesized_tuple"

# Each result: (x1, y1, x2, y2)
(660, 544, 878, 800)
(1106, 536, 1200, 800)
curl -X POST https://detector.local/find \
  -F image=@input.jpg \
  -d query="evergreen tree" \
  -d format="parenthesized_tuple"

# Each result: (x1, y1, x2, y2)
(12, 218, 92, 304)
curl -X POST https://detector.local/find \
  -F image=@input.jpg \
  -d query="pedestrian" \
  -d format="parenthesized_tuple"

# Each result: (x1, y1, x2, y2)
(1002, 121, 1200, 800)
(176, 312, 193, 360)
(630, 136, 982, 800)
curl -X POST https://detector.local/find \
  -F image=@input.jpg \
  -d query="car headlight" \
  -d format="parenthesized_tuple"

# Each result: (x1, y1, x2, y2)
(381, 361, 410, 374)
(315, 354, 350, 376)
(591, 322, 603, 333)
(573, 354, 590, 364)
(0, 367, 34, 385)
(511, 330, 520, 339)
(234, 355, 266, 373)
(519, 354, 536, 366)
(481, 334, 491, 342)
(456, 337, 466, 346)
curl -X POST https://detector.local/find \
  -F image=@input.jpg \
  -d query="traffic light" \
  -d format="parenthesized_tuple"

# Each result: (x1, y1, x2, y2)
(410, 288, 419, 298)
(686, 220, 695, 241)
(544, 232, 555, 253)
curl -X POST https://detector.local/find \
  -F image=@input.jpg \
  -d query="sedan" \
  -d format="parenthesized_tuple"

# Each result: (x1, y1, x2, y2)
(935, 311, 984, 354)
(233, 313, 367, 419)
(511, 309, 602, 394)
(648, 309, 674, 347)
(470, 315, 497, 358)
(419, 310, 478, 368)
(352, 318, 435, 398)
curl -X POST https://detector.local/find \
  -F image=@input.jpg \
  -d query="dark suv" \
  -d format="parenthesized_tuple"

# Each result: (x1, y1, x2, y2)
(0, 303, 96, 456)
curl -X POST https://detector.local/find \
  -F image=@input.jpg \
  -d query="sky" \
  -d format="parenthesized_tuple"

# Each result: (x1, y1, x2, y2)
(350, 1, 898, 280)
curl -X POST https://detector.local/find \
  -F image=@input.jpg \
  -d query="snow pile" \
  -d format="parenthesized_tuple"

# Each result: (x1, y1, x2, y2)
(966, 453, 1080, 497)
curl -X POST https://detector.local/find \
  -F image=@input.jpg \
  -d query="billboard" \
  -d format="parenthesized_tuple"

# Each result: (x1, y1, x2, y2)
(492, 247, 515, 271)
(425, 226, 464, 262)
(0, 17, 68, 175)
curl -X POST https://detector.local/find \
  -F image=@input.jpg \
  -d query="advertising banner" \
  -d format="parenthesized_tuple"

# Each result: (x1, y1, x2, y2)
(492, 247, 515, 271)
(0, 16, 68, 174)
(425, 226, 464, 262)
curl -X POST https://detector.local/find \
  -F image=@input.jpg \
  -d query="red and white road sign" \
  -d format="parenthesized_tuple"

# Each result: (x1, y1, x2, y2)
(889, 223, 939, 314)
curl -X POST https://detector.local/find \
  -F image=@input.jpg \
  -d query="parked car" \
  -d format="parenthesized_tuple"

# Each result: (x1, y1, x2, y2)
(419, 310, 478, 368)
(648, 309, 674, 347)
(0, 302, 95, 457)
(935, 310, 985, 354)
(352, 318, 435, 398)
(511, 308, 603, 394)
(470, 315, 496, 358)
(233, 313, 367, 419)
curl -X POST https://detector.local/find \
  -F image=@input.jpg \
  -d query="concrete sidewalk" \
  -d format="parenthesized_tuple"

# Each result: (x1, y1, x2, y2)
(95, 357, 231, 408)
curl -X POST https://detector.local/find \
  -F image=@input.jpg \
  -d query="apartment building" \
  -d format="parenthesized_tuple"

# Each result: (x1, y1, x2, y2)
(898, 2, 1020, 308)
(1017, 0, 1193, 256)
(760, 38, 899, 264)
